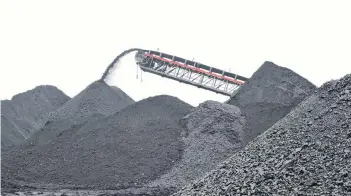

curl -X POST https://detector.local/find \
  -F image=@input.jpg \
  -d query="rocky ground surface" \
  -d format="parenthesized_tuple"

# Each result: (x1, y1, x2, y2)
(174, 74, 351, 195)
(1, 85, 70, 147)
(228, 61, 317, 143)
(1, 187, 175, 196)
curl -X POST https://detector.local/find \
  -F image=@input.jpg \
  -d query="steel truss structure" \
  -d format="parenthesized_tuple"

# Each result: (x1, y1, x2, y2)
(135, 49, 248, 97)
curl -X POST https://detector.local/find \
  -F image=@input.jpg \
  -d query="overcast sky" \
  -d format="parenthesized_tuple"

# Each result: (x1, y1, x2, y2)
(1, 0, 350, 106)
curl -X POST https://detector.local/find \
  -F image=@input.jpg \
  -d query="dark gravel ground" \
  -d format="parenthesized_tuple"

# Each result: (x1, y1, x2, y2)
(1, 186, 176, 196)
(1, 95, 193, 190)
(1, 85, 70, 147)
(1, 178, 176, 196)
(174, 73, 351, 195)
(149, 100, 245, 189)
(228, 61, 317, 143)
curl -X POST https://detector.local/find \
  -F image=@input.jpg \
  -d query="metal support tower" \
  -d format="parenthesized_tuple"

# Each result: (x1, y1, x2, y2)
(135, 49, 247, 96)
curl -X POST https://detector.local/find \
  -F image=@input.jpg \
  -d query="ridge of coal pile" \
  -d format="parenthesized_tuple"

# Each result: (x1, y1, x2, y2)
(1, 85, 70, 148)
(149, 100, 245, 189)
(29, 80, 135, 145)
(1, 95, 193, 190)
(227, 61, 317, 143)
(174, 73, 351, 195)
(46, 80, 134, 123)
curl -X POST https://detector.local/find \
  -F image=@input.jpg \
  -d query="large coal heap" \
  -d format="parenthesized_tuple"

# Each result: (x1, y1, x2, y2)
(1, 95, 193, 190)
(228, 61, 317, 142)
(1, 85, 70, 147)
(174, 74, 351, 195)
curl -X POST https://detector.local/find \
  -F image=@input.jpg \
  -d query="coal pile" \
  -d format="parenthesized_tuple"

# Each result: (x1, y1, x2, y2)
(1, 56, 334, 196)
(149, 100, 245, 188)
(227, 61, 317, 142)
(1, 95, 193, 190)
(29, 80, 135, 145)
(1, 85, 70, 147)
(47, 80, 134, 123)
(174, 73, 351, 195)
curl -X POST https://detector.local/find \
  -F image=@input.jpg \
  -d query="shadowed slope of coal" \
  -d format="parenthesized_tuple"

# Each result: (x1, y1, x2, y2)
(149, 101, 245, 189)
(227, 61, 317, 143)
(1, 85, 70, 148)
(174, 74, 351, 195)
(1, 95, 193, 190)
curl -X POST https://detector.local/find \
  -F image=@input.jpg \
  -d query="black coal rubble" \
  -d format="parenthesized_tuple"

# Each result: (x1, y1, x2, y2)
(173, 74, 351, 195)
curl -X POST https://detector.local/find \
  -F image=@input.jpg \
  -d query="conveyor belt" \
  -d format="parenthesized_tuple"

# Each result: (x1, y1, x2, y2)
(135, 49, 247, 96)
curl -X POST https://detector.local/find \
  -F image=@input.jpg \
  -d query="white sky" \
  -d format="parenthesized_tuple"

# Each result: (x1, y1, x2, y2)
(1, 0, 350, 106)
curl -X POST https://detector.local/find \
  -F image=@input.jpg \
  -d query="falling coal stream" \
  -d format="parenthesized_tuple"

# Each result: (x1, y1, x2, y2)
(100, 48, 141, 82)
